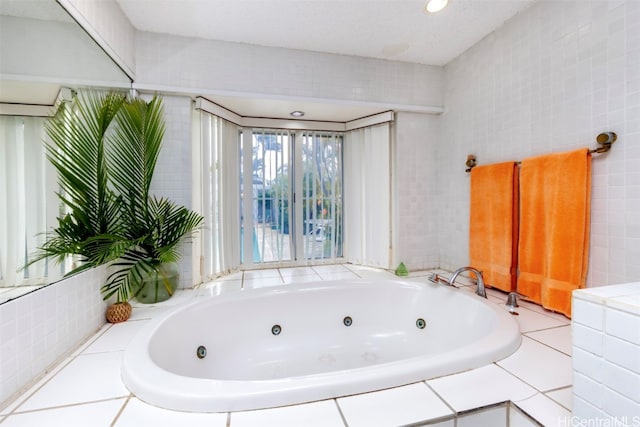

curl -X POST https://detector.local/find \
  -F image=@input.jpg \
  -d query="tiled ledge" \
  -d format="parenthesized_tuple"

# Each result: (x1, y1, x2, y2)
(572, 282, 640, 422)
(0, 266, 573, 426)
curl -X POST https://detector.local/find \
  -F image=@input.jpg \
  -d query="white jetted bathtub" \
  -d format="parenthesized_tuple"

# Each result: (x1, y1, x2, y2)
(122, 278, 521, 412)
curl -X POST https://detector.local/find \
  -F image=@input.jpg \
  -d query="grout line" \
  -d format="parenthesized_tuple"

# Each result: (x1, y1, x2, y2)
(524, 327, 572, 356)
(423, 381, 457, 416)
(2, 352, 79, 416)
(109, 394, 133, 427)
(542, 385, 573, 412)
(332, 399, 349, 427)
(10, 396, 128, 416)
(493, 362, 548, 397)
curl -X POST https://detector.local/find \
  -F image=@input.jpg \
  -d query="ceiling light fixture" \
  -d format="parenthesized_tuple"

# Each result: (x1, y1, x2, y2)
(425, 0, 448, 13)
(290, 110, 305, 118)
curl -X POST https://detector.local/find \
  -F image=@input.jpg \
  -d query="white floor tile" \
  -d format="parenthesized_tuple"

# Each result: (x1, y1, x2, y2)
(546, 386, 573, 411)
(282, 274, 323, 284)
(497, 337, 572, 392)
(230, 399, 343, 427)
(278, 267, 318, 277)
(457, 404, 507, 427)
(314, 270, 360, 281)
(243, 269, 281, 280)
(2, 398, 126, 427)
(115, 397, 227, 426)
(337, 383, 453, 427)
(243, 277, 284, 289)
(17, 352, 129, 411)
(311, 264, 350, 274)
(517, 298, 571, 323)
(526, 325, 572, 355)
(427, 364, 536, 412)
(71, 323, 113, 356)
(0, 356, 75, 415)
(498, 304, 568, 333)
(348, 268, 397, 280)
(509, 404, 540, 427)
(82, 320, 149, 354)
(514, 392, 571, 427)
(127, 304, 173, 321)
(197, 280, 243, 296)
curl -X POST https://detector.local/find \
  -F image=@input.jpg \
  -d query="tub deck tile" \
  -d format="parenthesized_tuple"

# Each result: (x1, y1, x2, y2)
(426, 364, 537, 412)
(337, 382, 453, 427)
(230, 399, 344, 427)
(497, 336, 573, 392)
(115, 397, 228, 427)
(0, 398, 126, 427)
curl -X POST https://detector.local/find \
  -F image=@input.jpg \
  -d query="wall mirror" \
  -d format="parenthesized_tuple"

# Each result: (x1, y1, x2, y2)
(0, 0, 132, 304)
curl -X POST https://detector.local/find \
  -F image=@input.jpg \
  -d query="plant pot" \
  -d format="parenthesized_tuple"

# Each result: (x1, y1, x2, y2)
(106, 302, 132, 323)
(133, 262, 179, 304)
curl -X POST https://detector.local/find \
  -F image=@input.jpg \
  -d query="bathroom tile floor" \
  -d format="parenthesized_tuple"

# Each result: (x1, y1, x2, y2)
(0, 265, 573, 426)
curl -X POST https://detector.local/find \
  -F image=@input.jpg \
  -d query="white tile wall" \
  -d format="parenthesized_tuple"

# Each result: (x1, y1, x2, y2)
(573, 283, 640, 423)
(392, 112, 441, 271)
(0, 266, 107, 409)
(149, 95, 197, 288)
(134, 32, 444, 108)
(438, 0, 640, 286)
(61, 0, 136, 78)
(0, 15, 129, 86)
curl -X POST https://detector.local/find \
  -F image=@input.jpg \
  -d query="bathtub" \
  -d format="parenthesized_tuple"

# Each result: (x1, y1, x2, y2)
(122, 278, 521, 412)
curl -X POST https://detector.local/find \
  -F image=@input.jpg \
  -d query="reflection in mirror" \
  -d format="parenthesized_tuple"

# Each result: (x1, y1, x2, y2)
(0, 0, 132, 304)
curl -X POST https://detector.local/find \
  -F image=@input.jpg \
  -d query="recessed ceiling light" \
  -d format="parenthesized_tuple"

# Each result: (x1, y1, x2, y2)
(290, 110, 305, 118)
(425, 0, 448, 13)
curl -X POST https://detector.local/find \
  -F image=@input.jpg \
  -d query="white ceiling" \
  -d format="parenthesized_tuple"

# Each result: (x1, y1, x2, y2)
(116, 0, 537, 67)
(115, 0, 538, 121)
(1, 0, 539, 121)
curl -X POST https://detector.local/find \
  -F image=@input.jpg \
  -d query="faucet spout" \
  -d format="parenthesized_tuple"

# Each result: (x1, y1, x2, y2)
(448, 266, 487, 298)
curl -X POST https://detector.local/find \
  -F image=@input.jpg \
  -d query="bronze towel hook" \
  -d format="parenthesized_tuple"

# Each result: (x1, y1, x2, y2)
(465, 154, 477, 173)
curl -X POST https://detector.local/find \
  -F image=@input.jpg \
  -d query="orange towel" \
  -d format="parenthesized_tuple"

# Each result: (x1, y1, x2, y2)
(469, 162, 519, 292)
(517, 148, 591, 318)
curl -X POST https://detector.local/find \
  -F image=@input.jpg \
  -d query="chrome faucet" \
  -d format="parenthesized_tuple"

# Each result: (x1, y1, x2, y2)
(448, 266, 487, 298)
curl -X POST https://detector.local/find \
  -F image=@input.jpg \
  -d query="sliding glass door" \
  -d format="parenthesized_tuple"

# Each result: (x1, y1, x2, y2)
(240, 129, 343, 266)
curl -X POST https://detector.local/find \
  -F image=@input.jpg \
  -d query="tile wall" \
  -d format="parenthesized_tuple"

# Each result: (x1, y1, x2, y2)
(133, 31, 444, 108)
(0, 266, 108, 408)
(392, 112, 441, 270)
(60, 0, 136, 77)
(572, 283, 640, 423)
(438, 0, 640, 285)
(148, 95, 196, 287)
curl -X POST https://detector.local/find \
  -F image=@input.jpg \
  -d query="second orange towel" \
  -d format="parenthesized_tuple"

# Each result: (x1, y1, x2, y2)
(517, 148, 591, 317)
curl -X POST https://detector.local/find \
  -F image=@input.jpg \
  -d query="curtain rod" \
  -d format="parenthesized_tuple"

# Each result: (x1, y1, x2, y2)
(465, 132, 617, 173)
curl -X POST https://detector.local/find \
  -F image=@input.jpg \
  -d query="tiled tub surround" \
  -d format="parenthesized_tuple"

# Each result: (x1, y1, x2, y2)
(0, 266, 107, 408)
(0, 265, 573, 426)
(572, 283, 640, 423)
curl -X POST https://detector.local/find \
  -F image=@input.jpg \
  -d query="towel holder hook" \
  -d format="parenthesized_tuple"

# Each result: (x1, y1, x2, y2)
(465, 154, 477, 173)
(591, 132, 617, 154)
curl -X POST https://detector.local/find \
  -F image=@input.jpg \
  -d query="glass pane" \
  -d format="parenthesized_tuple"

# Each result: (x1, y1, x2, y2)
(247, 129, 293, 263)
(301, 132, 343, 260)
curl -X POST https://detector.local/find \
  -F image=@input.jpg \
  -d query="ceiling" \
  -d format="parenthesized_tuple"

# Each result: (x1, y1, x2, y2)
(1, 0, 539, 121)
(115, 0, 537, 121)
(116, 0, 537, 67)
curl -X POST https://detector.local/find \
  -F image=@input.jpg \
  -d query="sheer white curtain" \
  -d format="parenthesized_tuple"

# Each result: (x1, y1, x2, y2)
(0, 116, 59, 287)
(193, 110, 241, 282)
(343, 123, 391, 269)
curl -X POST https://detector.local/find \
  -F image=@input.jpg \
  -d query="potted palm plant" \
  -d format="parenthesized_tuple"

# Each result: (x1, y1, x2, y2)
(30, 91, 203, 321)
